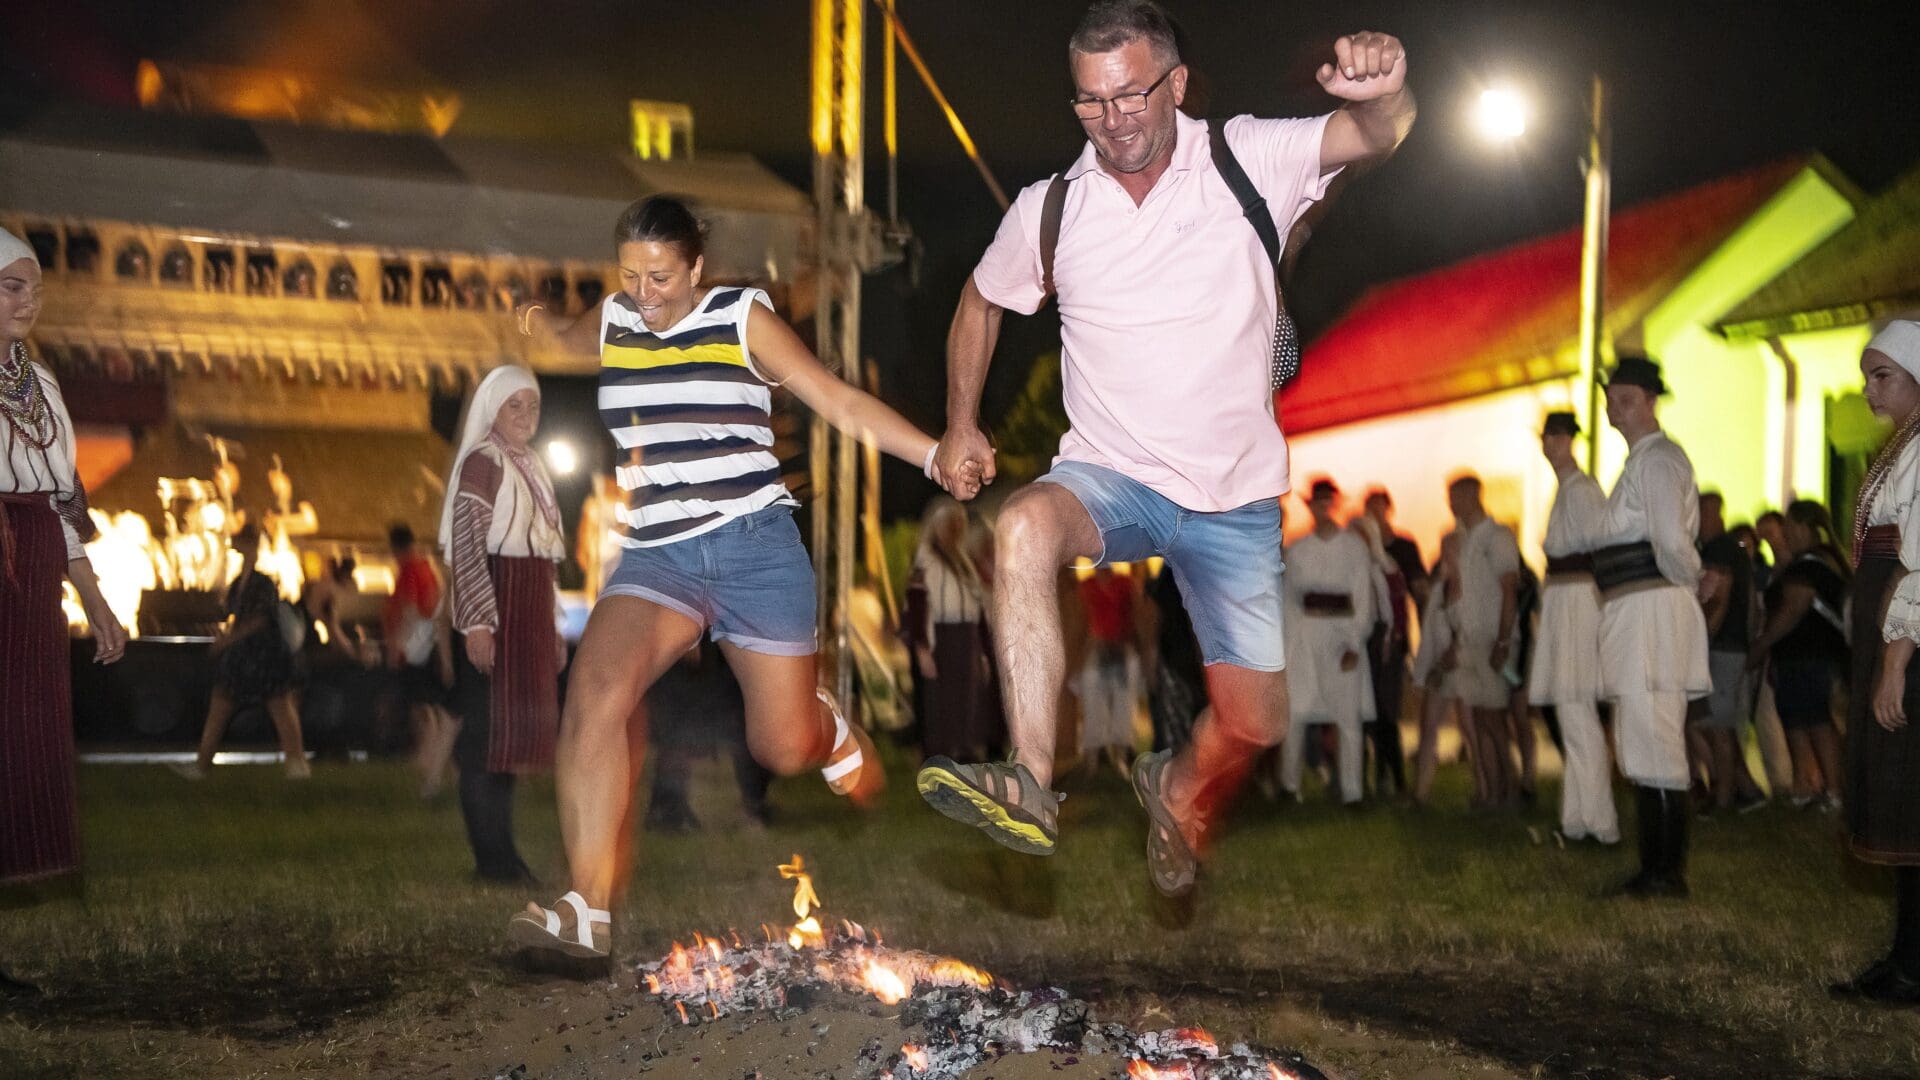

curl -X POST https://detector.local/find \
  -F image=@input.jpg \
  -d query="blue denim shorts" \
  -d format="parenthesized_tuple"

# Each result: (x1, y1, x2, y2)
(600, 505, 817, 656)
(1037, 460, 1286, 672)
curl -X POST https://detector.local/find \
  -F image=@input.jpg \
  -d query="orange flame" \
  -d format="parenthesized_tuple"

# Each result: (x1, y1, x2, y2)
(928, 958, 994, 990)
(706, 1001, 720, 1019)
(674, 1001, 690, 1025)
(1126, 1063, 1194, 1080)
(779, 854, 821, 919)
(644, 974, 660, 993)
(1268, 1066, 1297, 1080)
(788, 916, 825, 950)
(861, 958, 910, 1005)
(902, 1043, 930, 1072)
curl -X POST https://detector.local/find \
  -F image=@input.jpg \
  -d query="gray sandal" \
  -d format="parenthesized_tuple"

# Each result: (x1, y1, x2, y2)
(1132, 749, 1198, 897)
(916, 755, 1061, 855)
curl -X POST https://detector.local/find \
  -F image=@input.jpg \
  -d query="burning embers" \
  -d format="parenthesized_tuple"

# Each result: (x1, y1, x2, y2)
(636, 855, 1326, 1080)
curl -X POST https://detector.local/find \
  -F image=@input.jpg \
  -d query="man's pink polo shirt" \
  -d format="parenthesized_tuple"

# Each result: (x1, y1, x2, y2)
(972, 109, 1337, 513)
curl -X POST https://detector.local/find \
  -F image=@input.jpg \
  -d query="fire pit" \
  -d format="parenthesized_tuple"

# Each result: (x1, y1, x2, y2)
(634, 856, 1330, 1080)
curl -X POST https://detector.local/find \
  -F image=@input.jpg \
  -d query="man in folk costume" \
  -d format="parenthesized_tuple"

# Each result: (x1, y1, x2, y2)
(1528, 411, 1617, 844)
(1445, 474, 1524, 806)
(1583, 355, 1712, 898)
(1279, 480, 1381, 804)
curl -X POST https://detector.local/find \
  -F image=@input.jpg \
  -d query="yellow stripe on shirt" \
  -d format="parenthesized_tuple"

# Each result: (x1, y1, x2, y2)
(601, 342, 750, 371)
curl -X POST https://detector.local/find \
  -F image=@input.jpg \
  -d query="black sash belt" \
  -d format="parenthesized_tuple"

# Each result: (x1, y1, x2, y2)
(1592, 541, 1664, 592)
(1545, 552, 1594, 575)
(1301, 591, 1354, 615)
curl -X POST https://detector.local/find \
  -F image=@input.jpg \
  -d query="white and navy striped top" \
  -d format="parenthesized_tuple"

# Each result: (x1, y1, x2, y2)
(598, 286, 796, 548)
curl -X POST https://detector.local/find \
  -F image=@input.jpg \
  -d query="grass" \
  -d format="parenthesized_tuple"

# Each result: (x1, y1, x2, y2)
(2, 746, 1917, 1078)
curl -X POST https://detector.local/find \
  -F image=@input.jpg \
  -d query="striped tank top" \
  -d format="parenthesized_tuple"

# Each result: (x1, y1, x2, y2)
(598, 286, 796, 548)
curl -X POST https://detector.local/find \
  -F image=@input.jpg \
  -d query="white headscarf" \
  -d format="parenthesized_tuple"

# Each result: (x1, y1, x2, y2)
(438, 364, 544, 551)
(0, 228, 37, 271)
(1868, 320, 1920, 384)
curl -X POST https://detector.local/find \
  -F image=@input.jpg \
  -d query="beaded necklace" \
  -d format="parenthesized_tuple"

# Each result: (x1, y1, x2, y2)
(1852, 406, 1920, 566)
(0, 339, 58, 451)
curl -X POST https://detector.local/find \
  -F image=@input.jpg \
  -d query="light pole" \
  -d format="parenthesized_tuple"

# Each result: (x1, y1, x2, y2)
(1477, 77, 1611, 474)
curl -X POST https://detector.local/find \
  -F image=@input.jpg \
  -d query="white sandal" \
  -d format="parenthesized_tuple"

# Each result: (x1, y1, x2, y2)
(508, 891, 611, 959)
(818, 688, 865, 796)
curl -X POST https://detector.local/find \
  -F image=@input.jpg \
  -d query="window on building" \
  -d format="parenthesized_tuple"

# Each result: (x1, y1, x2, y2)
(160, 244, 194, 286)
(202, 246, 236, 292)
(65, 229, 100, 273)
(498, 274, 530, 311)
(115, 241, 152, 281)
(537, 271, 568, 313)
(380, 261, 413, 306)
(326, 260, 359, 301)
(244, 250, 278, 296)
(421, 264, 454, 307)
(282, 258, 317, 298)
(455, 270, 490, 310)
(23, 227, 58, 270)
(575, 276, 605, 309)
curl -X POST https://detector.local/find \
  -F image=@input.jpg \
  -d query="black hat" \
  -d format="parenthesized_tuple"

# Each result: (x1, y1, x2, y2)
(1603, 354, 1668, 396)
(1541, 411, 1580, 437)
(1308, 478, 1339, 501)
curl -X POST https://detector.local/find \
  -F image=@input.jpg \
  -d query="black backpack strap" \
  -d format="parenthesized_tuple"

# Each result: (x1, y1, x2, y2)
(1208, 119, 1281, 269)
(1038, 171, 1070, 297)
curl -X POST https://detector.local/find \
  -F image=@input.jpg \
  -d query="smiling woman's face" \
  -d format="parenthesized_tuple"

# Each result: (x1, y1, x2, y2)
(0, 257, 43, 344)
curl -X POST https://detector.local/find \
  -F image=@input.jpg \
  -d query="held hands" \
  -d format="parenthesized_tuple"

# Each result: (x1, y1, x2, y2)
(929, 426, 997, 502)
(1316, 32, 1407, 102)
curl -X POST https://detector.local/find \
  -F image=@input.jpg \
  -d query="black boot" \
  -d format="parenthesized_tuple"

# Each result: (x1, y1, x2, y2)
(1833, 868, 1920, 1004)
(1607, 786, 1688, 899)
(1649, 785, 1691, 898)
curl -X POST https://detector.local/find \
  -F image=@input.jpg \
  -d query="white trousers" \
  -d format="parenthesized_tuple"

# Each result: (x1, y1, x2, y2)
(1281, 714, 1364, 804)
(1612, 690, 1689, 790)
(1555, 700, 1618, 842)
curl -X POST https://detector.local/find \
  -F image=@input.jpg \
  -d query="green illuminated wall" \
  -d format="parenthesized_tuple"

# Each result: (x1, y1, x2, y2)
(1639, 167, 1857, 521)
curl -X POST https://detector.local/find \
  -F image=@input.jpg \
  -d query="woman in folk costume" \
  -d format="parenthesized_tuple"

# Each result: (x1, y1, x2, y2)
(1832, 321, 1920, 1005)
(906, 496, 998, 764)
(0, 229, 126, 988)
(1410, 532, 1474, 805)
(441, 365, 568, 883)
(506, 197, 976, 960)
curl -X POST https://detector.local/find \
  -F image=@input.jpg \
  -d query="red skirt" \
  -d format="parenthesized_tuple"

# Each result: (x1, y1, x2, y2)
(451, 556, 559, 773)
(0, 496, 79, 883)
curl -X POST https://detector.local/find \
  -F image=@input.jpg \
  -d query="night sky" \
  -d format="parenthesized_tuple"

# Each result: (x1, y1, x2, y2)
(4, 0, 1919, 504)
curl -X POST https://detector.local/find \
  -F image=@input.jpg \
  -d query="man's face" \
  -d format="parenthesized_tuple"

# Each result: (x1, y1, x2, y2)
(1309, 493, 1337, 527)
(1699, 496, 1725, 539)
(1448, 484, 1477, 522)
(1605, 383, 1654, 432)
(1541, 432, 1573, 462)
(1070, 39, 1185, 176)
(1365, 495, 1391, 526)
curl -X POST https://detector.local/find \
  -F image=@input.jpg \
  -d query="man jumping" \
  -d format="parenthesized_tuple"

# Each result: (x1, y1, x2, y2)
(917, 0, 1414, 896)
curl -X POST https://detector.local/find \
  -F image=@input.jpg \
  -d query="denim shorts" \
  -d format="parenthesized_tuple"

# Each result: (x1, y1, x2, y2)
(1038, 459, 1286, 671)
(600, 505, 817, 656)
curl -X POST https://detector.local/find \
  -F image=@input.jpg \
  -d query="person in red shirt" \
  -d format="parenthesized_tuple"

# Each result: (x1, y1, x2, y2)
(1076, 565, 1140, 776)
(385, 523, 456, 797)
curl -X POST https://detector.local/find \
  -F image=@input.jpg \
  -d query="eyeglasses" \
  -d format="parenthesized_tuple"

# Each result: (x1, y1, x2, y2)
(1070, 68, 1174, 120)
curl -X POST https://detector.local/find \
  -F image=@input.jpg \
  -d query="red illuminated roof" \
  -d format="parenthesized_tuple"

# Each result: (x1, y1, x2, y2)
(1280, 159, 1808, 434)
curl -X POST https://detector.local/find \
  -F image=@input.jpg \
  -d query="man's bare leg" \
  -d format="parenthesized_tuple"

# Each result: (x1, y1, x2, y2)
(989, 484, 1102, 789)
(1163, 663, 1288, 850)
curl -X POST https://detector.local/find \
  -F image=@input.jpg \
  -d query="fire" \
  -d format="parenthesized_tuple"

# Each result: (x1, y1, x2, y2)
(928, 958, 993, 990)
(860, 958, 909, 1005)
(1127, 1062, 1194, 1079)
(673, 1001, 689, 1025)
(901, 1043, 930, 1072)
(1269, 1066, 1298, 1080)
(779, 854, 827, 949)
(788, 916, 825, 950)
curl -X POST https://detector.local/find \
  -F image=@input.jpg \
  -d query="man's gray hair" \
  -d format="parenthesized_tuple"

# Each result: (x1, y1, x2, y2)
(1069, 0, 1182, 67)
